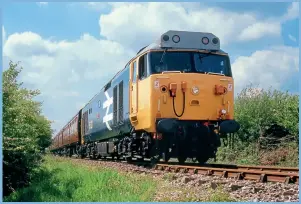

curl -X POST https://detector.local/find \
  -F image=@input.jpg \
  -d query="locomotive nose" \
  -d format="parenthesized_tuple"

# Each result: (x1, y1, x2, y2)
(152, 74, 235, 122)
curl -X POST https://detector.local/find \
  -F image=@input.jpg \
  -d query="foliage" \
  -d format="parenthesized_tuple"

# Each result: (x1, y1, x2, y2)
(4, 156, 157, 202)
(215, 141, 299, 167)
(234, 84, 299, 143)
(215, 84, 299, 167)
(3, 61, 52, 196)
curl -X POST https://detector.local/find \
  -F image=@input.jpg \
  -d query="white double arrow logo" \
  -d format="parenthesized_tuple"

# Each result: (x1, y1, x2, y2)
(102, 91, 113, 130)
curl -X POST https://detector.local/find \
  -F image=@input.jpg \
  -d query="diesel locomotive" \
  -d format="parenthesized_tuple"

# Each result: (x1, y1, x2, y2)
(49, 30, 240, 164)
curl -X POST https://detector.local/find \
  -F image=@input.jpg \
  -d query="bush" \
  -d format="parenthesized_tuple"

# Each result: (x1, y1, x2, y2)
(235, 84, 299, 144)
(3, 61, 52, 196)
(215, 84, 299, 167)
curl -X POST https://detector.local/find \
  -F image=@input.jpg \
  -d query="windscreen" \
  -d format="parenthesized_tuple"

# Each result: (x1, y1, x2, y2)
(149, 51, 232, 77)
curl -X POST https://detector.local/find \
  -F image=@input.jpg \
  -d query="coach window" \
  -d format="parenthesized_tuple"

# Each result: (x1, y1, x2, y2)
(138, 54, 147, 80)
(132, 61, 137, 83)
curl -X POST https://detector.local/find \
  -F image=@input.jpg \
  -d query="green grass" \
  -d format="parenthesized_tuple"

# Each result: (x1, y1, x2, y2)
(4, 155, 238, 202)
(205, 187, 236, 202)
(4, 156, 157, 202)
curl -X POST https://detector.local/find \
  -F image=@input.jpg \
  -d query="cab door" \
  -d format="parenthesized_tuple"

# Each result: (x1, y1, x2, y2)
(129, 60, 138, 123)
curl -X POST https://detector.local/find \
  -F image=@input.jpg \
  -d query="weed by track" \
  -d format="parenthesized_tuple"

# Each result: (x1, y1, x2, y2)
(4, 155, 157, 202)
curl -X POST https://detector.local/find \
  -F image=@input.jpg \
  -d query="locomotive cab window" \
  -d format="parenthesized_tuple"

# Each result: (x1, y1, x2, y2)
(193, 53, 232, 77)
(132, 61, 137, 83)
(138, 54, 147, 80)
(149, 51, 232, 77)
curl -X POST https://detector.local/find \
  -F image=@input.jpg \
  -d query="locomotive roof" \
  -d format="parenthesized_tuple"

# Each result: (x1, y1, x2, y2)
(136, 43, 227, 56)
(137, 30, 224, 55)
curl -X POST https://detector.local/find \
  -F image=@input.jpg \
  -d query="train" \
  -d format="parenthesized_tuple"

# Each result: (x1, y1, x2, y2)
(49, 30, 240, 164)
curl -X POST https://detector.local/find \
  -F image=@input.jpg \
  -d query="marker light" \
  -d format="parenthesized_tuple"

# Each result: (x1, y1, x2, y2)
(172, 35, 180, 43)
(221, 109, 227, 114)
(212, 37, 219, 44)
(191, 86, 199, 95)
(162, 35, 169, 41)
(202, 37, 209, 45)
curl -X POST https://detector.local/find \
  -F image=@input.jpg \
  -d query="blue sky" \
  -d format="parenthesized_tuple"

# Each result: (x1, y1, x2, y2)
(4, 3, 102, 41)
(2, 2, 299, 133)
(3, 2, 299, 47)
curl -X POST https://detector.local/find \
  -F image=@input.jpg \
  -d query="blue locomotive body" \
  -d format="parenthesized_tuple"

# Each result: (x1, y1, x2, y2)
(82, 65, 131, 144)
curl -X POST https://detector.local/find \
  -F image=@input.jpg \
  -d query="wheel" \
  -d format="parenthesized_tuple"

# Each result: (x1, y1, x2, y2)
(177, 146, 187, 164)
(125, 156, 132, 162)
(197, 156, 208, 165)
(150, 142, 161, 164)
(89, 149, 96, 160)
(137, 157, 144, 162)
(177, 155, 187, 164)
(162, 152, 170, 163)
(150, 155, 160, 165)
(68, 148, 72, 157)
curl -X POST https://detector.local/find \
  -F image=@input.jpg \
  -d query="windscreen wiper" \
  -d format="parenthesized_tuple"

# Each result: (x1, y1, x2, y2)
(198, 52, 213, 63)
(206, 72, 225, 76)
(159, 48, 168, 64)
(162, 71, 181, 74)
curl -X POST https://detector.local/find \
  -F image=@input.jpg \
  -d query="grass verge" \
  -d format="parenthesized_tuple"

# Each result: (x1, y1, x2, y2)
(4, 155, 157, 202)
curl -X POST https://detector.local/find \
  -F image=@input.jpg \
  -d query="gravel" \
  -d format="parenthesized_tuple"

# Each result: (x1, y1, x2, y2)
(68, 157, 299, 202)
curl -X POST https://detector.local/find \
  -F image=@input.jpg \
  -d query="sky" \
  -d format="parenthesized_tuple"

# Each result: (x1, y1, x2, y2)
(2, 2, 300, 134)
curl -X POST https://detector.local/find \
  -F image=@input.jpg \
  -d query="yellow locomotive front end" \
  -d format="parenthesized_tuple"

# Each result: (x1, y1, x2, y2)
(129, 31, 240, 164)
(149, 62, 234, 122)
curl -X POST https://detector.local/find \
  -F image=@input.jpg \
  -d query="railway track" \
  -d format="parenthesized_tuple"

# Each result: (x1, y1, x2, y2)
(66, 155, 299, 184)
(158, 161, 299, 173)
(154, 163, 299, 184)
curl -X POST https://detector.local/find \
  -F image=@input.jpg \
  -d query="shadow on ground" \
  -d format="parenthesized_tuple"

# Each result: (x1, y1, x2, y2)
(4, 167, 81, 202)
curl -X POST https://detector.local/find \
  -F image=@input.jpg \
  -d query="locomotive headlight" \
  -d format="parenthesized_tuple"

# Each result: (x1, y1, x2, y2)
(221, 109, 227, 114)
(162, 35, 169, 41)
(191, 86, 199, 95)
(212, 37, 219, 44)
(172, 35, 180, 43)
(202, 37, 209, 45)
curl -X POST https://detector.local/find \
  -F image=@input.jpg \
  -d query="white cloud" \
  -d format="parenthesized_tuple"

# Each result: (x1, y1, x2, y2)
(99, 2, 282, 51)
(3, 31, 134, 132)
(282, 2, 299, 21)
(238, 22, 281, 41)
(37, 2, 48, 6)
(288, 34, 297, 42)
(4, 32, 133, 91)
(232, 46, 299, 94)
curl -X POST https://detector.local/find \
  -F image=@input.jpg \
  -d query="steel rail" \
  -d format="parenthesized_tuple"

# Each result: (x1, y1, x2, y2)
(159, 162, 299, 174)
(154, 163, 299, 184)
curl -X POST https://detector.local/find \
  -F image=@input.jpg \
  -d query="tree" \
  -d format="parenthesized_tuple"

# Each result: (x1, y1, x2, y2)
(3, 61, 52, 196)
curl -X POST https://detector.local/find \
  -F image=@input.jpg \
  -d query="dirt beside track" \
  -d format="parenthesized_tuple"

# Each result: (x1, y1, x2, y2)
(66, 157, 299, 202)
